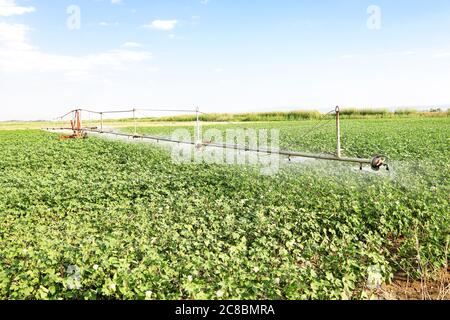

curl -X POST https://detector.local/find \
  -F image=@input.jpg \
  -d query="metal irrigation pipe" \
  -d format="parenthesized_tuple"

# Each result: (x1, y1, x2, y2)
(80, 108, 200, 114)
(137, 108, 200, 113)
(80, 128, 375, 165)
(57, 109, 77, 120)
(56, 107, 202, 122)
(85, 109, 135, 114)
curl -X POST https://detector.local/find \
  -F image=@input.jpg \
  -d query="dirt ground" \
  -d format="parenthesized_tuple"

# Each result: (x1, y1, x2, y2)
(374, 268, 450, 300)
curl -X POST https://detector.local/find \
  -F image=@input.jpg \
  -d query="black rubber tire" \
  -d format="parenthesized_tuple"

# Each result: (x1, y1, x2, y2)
(371, 156, 384, 171)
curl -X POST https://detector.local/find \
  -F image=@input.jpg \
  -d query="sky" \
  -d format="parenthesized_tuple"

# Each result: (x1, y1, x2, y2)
(1, 0, 450, 120)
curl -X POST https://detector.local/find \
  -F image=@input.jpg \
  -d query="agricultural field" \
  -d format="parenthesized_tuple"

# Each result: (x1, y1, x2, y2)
(0, 117, 449, 300)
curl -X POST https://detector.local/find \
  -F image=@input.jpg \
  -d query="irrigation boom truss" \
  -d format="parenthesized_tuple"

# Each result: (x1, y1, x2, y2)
(45, 106, 389, 171)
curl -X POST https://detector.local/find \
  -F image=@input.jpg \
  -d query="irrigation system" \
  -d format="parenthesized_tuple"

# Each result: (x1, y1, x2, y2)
(45, 106, 389, 171)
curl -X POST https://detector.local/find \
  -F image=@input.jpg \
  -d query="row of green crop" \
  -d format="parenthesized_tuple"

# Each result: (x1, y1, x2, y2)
(0, 118, 448, 300)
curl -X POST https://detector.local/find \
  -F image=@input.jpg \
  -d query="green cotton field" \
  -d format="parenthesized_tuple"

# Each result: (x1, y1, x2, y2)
(0, 117, 449, 300)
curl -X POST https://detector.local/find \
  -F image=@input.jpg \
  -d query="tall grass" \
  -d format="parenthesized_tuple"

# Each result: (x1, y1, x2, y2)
(339, 108, 390, 117)
(106, 108, 448, 123)
(394, 108, 418, 116)
(152, 110, 322, 122)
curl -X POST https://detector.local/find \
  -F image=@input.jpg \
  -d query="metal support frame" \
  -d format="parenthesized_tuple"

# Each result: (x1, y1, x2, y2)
(196, 107, 201, 146)
(75, 128, 375, 166)
(133, 108, 137, 136)
(47, 106, 389, 171)
(58, 109, 86, 140)
(336, 106, 341, 158)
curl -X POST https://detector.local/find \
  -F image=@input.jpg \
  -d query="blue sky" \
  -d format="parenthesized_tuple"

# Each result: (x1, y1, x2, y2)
(1, 0, 450, 120)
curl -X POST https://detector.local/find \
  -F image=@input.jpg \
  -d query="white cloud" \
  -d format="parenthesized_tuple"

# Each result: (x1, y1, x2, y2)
(111, 0, 122, 4)
(339, 54, 355, 60)
(122, 42, 142, 48)
(144, 20, 178, 31)
(0, 7, 155, 120)
(0, 0, 35, 16)
(98, 21, 119, 27)
(383, 51, 416, 57)
(0, 22, 151, 77)
(0, 22, 32, 50)
(433, 49, 450, 59)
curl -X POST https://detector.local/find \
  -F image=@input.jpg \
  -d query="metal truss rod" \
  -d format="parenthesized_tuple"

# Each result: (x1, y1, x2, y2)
(80, 128, 373, 165)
